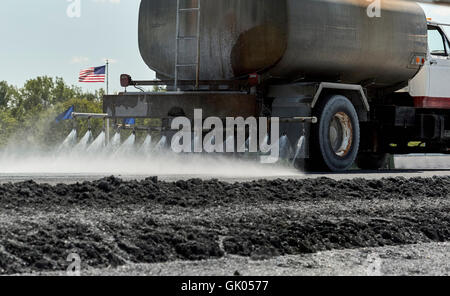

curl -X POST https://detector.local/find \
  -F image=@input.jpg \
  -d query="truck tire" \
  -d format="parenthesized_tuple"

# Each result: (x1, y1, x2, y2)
(309, 95, 360, 172)
(357, 153, 389, 170)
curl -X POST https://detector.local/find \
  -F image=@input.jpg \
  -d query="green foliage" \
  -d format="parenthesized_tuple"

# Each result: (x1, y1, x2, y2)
(152, 85, 166, 92)
(0, 109, 19, 147)
(0, 81, 9, 109)
(0, 77, 105, 149)
(45, 97, 103, 147)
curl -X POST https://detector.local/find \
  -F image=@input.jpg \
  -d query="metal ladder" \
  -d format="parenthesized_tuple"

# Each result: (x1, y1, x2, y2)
(174, 0, 201, 90)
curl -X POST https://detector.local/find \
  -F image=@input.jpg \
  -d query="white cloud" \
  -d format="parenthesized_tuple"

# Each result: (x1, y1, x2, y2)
(70, 56, 89, 64)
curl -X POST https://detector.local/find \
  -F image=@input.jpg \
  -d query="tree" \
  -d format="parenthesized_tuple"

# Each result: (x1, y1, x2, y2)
(0, 81, 8, 109)
(0, 76, 106, 149)
(52, 77, 77, 104)
(0, 109, 18, 147)
(20, 76, 54, 111)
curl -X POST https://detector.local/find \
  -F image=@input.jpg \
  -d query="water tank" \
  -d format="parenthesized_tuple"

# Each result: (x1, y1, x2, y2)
(138, 0, 427, 88)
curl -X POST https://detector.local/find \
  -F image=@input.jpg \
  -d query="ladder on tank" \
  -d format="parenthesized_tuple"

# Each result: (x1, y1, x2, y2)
(174, 0, 201, 90)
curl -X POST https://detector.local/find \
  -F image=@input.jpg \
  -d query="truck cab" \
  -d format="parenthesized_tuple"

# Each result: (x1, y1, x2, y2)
(409, 22, 450, 109)
(357, 21, 450, 169)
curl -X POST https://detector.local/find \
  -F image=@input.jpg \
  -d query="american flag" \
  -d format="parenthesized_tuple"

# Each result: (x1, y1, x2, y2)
(79, 65, 106, 83)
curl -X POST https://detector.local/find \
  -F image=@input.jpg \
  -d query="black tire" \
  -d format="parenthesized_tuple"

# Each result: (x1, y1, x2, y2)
(357, 153, 389, 170)
(309, 95, 360, 172)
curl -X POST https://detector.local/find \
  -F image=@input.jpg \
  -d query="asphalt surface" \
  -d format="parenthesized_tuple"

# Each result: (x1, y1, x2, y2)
(0, 169, 449, 185)
(0, 175, 449, 275)
(0, 154, 448, 185)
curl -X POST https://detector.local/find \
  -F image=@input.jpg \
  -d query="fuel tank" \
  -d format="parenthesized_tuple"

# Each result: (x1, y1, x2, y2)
(138, 0, 427, 88)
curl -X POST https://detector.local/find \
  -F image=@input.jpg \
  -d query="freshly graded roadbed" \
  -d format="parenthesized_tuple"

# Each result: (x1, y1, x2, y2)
(0, 176, 449, 275)
(34, 242, 450, 276)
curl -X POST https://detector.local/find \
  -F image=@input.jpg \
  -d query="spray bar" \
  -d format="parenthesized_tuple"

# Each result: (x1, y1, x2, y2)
(117, 117, 318, 133)
(72, 112, 110, 119)
(280, 117, 318, 124)
(117, 125, 167, 132)
(72, 112, 111, 145)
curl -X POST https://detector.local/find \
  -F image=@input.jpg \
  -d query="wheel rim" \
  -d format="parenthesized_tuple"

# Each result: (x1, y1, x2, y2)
(328, 112, 353, 157)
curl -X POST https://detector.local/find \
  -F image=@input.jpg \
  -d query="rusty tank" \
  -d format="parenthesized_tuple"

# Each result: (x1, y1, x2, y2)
(138, 0, 427, 88)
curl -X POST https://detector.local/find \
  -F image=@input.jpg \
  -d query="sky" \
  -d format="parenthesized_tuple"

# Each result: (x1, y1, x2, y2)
(0, 0, 153, 94)
(0, 1, 449, 94)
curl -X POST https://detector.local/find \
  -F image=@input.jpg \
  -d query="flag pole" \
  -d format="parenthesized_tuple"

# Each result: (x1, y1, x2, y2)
(106, 60, 110, 145)
(106, 59, 109, 95)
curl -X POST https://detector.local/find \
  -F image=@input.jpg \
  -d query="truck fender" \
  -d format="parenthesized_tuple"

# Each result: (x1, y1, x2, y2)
(311, 82, 370, 113)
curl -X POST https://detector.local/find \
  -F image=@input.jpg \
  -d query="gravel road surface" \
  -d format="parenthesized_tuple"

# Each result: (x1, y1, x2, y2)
(38, 242, 449, 276)
(0, 175, 449, 275)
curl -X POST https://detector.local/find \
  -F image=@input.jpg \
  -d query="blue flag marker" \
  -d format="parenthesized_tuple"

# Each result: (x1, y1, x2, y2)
(123, 118, 136, 125)
(55, 106, 74, 123)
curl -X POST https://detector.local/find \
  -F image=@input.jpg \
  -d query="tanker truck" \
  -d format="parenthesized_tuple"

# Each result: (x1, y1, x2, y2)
(103, 0, 450, 172)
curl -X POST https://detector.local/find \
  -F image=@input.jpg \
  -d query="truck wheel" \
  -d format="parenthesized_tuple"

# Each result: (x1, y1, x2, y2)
(309, 95, 360, 172)
(357, 153, 389, 170)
